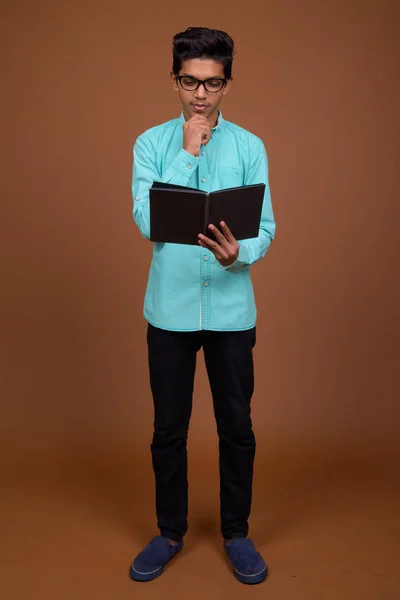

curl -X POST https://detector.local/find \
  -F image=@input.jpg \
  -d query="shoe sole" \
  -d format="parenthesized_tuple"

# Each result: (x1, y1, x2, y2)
(129, 564, 164, 582)
(233, 564, 268, 584)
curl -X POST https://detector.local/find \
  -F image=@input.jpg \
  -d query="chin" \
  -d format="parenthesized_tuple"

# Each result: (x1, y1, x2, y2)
(185, 106, 214, 120)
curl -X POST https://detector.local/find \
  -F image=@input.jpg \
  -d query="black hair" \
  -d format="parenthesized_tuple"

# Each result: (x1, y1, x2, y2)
(172, 27, 235, 79)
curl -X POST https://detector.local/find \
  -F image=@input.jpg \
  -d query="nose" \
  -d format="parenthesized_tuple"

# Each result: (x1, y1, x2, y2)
(195, 83, 207, 98)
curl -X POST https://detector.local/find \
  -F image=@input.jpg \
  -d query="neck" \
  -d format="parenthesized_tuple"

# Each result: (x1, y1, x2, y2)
(207, 109, 219, 129)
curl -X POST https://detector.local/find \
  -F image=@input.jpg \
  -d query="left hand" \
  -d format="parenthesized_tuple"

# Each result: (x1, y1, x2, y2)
(198, 222, 239, 267)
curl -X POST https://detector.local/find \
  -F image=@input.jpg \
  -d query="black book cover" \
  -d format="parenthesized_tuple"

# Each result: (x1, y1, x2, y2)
(149, 181, 265, 245)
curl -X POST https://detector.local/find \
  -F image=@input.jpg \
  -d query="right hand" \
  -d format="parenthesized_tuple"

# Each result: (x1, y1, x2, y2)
(183, 115, 211, 157)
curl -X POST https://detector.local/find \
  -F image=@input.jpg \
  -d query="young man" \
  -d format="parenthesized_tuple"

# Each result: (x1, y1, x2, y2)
(130, 27, 276, 585)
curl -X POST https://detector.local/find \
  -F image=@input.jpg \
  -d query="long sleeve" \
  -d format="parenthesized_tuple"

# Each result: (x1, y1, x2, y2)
(132, 133, 200, 240)
(226, 137, 276, 273)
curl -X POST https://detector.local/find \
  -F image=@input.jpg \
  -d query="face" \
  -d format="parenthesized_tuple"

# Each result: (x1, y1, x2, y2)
(172, 58, 231, 125)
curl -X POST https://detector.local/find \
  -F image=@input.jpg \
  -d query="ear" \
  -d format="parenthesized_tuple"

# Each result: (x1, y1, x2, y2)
(222, 77, 233, 96)
(171, 71, 179, 91)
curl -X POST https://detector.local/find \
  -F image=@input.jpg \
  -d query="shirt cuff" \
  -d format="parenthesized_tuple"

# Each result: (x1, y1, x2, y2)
(171, 149, 200, 179)
(222, 244, 250, 273)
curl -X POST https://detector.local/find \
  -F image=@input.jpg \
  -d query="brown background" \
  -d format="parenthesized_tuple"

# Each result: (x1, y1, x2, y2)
(1, 1, 399, 599)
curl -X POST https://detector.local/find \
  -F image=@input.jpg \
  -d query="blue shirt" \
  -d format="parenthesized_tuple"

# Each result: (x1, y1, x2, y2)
(132, 112, 276, 332)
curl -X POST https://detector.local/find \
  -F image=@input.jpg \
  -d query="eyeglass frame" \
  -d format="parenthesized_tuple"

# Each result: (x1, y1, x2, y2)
(175, 75, 228, 94)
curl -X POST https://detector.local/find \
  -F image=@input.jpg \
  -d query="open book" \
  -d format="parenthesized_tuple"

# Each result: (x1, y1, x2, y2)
(149, 181, 265, 245)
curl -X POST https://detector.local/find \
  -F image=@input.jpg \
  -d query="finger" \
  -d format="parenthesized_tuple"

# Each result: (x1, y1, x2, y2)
(198, 240, 216, 254)
(189, 115, 210, 129)
(208, 224, 227, 245)
(198, 239, 223, 261)
(220, 221, 235, 243)
(198, 233, 221, 253)
(198, 233, 215, 247)
(201, 126, 211, 143)
(195, 115, 211, 126)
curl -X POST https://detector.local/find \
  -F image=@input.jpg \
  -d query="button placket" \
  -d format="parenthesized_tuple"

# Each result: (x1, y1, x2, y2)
(199, 151, 208, 191)
(200, 248, 211, 329)
(198, 148, 211, 328)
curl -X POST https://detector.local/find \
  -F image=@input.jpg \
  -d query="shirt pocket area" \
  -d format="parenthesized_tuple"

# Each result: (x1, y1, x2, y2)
(219, 165, 244, 188)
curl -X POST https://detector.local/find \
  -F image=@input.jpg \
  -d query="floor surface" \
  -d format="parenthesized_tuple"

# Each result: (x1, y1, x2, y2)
(1, 451, 399, 600)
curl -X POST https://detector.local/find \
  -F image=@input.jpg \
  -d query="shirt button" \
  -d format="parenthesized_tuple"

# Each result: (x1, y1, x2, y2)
(188, 164, 193, 169)
(201, 177, 206, 183)
(203, 255, 208, 261)
(203, 281, 209, 286)
(201, 151, 205, 156)
(135, 196, 140, 201)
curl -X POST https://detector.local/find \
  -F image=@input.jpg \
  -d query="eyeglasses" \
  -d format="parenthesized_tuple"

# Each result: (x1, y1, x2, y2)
(176, 75, 227, 93)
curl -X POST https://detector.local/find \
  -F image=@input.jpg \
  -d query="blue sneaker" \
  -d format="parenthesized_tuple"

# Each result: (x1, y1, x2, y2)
(129, 536, 183, 582)
(224, 538, 268, 584)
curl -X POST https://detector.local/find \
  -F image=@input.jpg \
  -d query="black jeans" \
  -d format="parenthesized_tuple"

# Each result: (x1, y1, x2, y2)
(147, 323, 256, 542)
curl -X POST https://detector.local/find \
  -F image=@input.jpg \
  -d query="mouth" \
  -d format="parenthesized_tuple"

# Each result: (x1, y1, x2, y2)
(192, 104, 208, 111)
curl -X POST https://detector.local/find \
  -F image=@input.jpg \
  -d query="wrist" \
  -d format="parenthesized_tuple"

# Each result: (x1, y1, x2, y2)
(220, 249, 239, 268)
(183, 145, 199, 157)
